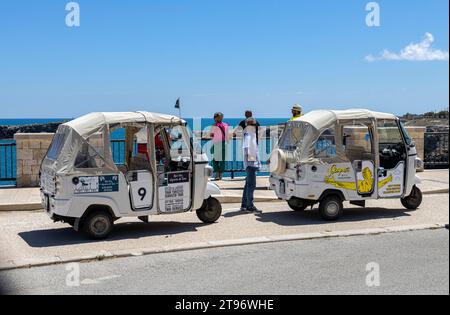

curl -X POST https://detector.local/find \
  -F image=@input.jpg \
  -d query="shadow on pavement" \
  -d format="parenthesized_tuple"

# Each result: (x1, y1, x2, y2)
(19, 221, 204, 248)
(223, 210, 254, 218)
(255, 207, 412, 226)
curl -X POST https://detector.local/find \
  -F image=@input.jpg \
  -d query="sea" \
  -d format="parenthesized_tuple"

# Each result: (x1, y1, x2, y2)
(1, 118, 287, 185)
(0, 118, 287, 138)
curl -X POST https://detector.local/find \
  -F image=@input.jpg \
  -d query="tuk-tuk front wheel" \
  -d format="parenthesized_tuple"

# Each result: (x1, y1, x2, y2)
(401, 186, 423, 210)
(82, 210, 114, 240)
(319, 196, 343, 221)
(288, 198, 308, 212)
(197, 197, 222, 223)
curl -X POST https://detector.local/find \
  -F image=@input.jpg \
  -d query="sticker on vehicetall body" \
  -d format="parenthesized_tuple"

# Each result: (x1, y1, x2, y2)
(159, 171, 190, 212)
(74, 176, 119, 194)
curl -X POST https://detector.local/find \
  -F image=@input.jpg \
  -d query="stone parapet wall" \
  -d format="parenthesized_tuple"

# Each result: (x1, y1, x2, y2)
(406, 127, 426, 163)
(14, 133, 54, 188)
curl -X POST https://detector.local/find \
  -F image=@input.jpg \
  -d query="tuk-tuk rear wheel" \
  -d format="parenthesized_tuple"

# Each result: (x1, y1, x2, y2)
(197, 197, 222, 223)
(401, 186, 423, 210)
(82, 211, 114, 240)
(319, 196, 343, 221)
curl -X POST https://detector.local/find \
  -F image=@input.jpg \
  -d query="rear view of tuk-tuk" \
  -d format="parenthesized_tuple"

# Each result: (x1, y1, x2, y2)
(269, 110, 424, 221)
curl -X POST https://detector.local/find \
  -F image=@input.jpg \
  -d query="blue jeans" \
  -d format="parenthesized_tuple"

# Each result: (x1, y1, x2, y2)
(242, 166, 258, 209)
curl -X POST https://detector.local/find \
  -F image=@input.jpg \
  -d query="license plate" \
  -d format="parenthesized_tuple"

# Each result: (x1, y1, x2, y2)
(279, 180, 286, 195)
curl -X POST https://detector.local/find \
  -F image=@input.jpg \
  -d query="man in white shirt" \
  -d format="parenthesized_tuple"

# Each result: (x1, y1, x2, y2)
(241, 118, 262, 214)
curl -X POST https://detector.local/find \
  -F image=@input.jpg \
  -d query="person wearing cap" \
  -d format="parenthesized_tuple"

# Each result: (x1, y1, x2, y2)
(290, 104, 303, 121)
(210, 112, 230, 181)
(241, 117, 262, 214)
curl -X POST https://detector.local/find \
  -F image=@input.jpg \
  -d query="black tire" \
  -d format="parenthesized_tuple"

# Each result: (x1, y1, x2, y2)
(319, 195, 343, 221)
(196, 197, 222, 223)
(401, 186, 423, 210)
(82, 210, 114, 240)
(288, 198, 307, 212)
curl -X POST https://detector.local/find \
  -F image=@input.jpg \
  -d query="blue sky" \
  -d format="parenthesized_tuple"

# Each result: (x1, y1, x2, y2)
(0, 0, 448, 118)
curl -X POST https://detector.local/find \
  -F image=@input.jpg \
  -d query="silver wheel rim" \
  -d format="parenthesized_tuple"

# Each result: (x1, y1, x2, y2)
(90, 216, 109, 235)
(326, 201, 340, 216)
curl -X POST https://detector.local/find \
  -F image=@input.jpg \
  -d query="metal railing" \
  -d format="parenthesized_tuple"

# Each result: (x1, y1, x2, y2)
(202, 137, 273, 178)
(110, 137, 274, 179)
(111, 140, 126, 165)
(2, 131, 447, 188)
(0, 141, 16, 184)
(424, 132, 449, 168)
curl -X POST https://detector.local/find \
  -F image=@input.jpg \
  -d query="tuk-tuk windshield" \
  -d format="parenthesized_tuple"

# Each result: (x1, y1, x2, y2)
(278, 121, 315, 151)
(46, 129, 67, 161)
(400, 122, 413, 146)
(74, 132, 107, 169)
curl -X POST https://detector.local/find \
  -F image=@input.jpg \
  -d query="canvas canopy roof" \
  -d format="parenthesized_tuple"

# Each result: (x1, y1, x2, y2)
(64, 111, 184, 139)
(293, 109, 397, 131)
(42, 111, 184, 175)
(283, 109, 399, 164)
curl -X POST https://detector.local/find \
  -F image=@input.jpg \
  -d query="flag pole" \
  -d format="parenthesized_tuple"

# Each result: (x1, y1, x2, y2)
(175, 98, 182, 118)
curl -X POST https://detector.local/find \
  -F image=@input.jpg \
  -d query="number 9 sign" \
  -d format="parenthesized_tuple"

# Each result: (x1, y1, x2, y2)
(130, 171, 153, 210)
(138, 188, 147, 201)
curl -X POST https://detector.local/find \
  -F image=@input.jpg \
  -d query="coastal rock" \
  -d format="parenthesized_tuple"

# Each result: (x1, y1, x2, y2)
(0, 122, 64, 140)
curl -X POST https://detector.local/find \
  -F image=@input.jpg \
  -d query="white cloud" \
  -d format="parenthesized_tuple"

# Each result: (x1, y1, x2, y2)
(366, 33, 449, 62)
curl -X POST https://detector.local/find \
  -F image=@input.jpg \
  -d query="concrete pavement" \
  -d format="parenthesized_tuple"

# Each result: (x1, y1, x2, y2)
(1, 229, 448, 295)
(0, 169, 448, 211)
(0, 188, 42, 211)
(0, 194, 448, 270)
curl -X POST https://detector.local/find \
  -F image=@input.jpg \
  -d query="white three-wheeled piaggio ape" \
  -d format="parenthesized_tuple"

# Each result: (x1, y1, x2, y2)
(270, 109, 423, 221)
(40, 112, 222, 239)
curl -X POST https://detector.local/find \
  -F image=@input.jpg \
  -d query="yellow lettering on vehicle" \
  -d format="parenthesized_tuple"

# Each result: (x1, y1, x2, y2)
(327, 165, 351, 177)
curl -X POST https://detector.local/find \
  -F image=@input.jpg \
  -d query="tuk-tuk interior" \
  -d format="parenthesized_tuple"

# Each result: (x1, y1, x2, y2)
(105, 124, 192, 175)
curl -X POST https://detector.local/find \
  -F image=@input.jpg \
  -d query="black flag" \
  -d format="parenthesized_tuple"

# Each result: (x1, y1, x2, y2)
(175, 98, 181, 109)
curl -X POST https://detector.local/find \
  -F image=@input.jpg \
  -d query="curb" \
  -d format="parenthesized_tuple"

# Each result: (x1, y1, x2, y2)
(0, 223, 447, 271)
(422, 188, 449, 195)
(0, 198, 280, 212)
(0, 203, 43, 212)
(0, 188, 448, 211)
(215, 195, 279, 204)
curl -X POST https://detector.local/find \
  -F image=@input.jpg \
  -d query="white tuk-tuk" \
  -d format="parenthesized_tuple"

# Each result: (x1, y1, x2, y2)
(40, 112, 222, 239)
(270, 109, 423, 221)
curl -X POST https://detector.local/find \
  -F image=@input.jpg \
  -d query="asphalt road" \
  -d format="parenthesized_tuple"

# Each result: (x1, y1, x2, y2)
(0, 194, 448, 269)
(1, 229, 448, 295)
